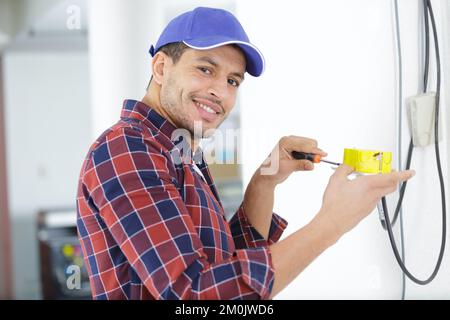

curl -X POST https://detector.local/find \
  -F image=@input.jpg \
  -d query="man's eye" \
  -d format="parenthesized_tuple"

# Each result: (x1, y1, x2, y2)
(198, 67, 211, 74)
(228, 79, 239, 87)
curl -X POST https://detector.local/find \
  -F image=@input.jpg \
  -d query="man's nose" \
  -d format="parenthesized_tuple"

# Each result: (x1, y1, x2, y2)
(207, 78, 228, 100)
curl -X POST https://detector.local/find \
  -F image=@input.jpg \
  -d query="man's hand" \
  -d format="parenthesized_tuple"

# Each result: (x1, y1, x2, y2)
(268, 163, 416, 299)
(317, 164, 416, 236)
(243, 135, 325, 239)
(259, 135, 328, 187)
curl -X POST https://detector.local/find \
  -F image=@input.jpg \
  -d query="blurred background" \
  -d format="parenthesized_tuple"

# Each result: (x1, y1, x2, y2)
(0, 0, 449, 299)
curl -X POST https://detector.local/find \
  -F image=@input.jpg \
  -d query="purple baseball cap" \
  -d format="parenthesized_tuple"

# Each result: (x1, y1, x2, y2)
(149, 7, 265, 77)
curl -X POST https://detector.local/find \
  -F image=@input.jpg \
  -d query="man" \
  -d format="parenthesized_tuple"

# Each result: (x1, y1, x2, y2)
(76, 7, 415, 300)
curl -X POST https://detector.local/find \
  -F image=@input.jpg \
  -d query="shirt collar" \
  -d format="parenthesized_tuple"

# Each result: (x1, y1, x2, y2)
(121, 99, 178, 140)
(121, 99, 222, 206)
(120, 99, 204, 165)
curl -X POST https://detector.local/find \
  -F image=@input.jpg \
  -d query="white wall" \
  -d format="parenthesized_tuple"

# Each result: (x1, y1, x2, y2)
(87, 0, 164, 138)
(3, 48, 91, 299)
(237, 0, 450, 299)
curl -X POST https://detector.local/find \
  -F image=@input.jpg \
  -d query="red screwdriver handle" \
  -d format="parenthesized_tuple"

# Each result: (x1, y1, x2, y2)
(291, 151, 321, 163)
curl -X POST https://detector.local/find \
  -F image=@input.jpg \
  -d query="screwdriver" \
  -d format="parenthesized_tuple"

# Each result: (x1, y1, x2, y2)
(291, 151, 341, 166)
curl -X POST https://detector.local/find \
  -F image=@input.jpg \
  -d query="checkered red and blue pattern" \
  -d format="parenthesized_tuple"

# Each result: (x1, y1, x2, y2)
(76, 100, 288, 300)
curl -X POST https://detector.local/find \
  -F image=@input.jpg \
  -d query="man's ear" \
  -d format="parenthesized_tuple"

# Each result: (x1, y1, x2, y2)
(152, 52, 169, 85)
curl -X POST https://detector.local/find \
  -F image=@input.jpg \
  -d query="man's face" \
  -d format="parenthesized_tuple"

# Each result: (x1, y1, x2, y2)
(159, 45, 246, 138)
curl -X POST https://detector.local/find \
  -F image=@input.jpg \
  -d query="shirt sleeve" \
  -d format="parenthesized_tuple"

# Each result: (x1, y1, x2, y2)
(83, 127, 275, 300)
(228, 202, 288, 250)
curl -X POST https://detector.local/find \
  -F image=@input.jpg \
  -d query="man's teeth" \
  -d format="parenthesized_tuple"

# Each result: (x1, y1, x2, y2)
(195, 101, 217, 114)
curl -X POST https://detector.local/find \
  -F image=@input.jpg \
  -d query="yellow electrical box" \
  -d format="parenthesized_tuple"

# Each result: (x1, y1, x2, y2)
(343, 148, 392, 174)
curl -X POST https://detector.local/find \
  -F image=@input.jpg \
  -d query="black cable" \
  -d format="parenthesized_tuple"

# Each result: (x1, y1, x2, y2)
(392, 0, 407, 299)
(423, 0, 430, 91)
(389, 0, 429, 227)
(381, 0, 446, 285)
(390, 140, 413, 226)
(385, 0, 427, 236)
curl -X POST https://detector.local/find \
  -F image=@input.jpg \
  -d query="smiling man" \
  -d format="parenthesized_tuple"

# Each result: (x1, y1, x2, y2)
(144, 42, 245, 145)
(76, 7, 415, 300)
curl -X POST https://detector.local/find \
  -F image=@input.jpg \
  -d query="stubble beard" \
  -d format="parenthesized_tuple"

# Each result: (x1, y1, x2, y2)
(160, 78, 223, 140)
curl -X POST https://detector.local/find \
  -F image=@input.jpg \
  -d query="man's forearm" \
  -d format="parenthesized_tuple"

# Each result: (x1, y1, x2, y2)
(242, 171, 276, 240)
(268, 211, 341, 299)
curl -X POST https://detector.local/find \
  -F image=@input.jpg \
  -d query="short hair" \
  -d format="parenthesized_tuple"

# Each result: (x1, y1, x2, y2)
(146, 42, 189, 90)
(159, 42, 189, 64)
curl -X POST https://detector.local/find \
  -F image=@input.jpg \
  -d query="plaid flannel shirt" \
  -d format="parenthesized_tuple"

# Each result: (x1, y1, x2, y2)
(76, 99, 288, 300)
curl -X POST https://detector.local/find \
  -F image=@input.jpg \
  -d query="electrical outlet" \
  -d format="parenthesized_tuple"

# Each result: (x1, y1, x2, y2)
(407, 92, 442, 147)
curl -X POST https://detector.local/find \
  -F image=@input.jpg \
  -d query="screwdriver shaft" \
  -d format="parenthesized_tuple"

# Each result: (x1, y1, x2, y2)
(292, 151, 341, 166)
(320, 159, 341, 166)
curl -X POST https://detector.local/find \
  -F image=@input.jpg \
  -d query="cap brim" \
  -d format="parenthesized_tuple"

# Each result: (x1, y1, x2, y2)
(183, 37, 265, 77)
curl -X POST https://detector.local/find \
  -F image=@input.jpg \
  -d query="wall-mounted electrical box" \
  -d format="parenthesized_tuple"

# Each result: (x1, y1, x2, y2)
(343, 149, 392, 174)
(407, 92, 442, 147)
